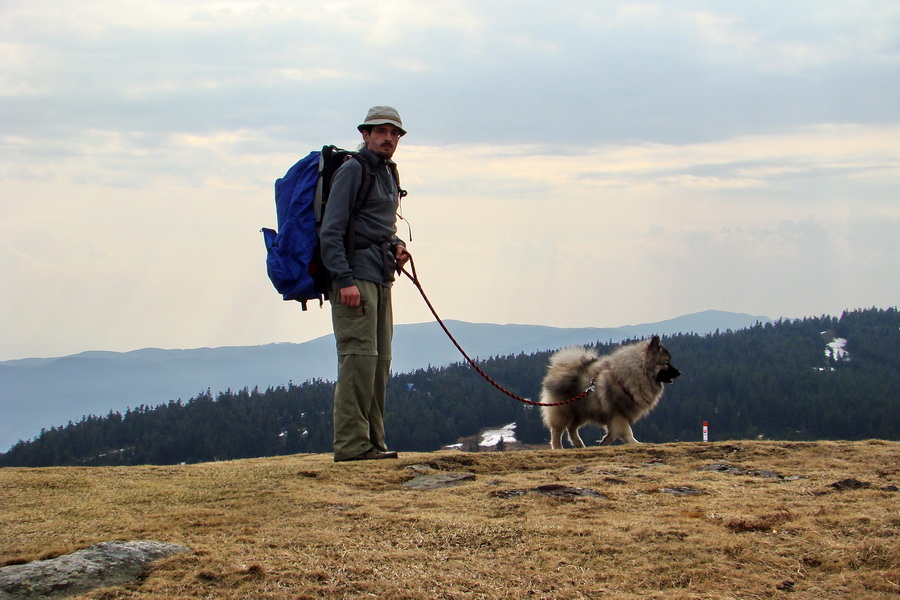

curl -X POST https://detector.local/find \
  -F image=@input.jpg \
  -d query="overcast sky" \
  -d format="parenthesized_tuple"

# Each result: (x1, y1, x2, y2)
(2, 0, 898, 361)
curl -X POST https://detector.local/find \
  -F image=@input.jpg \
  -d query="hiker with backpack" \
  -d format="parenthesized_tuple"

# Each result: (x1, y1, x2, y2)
(320, 106, 411, 461)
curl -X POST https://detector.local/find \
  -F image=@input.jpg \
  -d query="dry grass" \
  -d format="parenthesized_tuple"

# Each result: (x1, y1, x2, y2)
(2, 440, 899, 599)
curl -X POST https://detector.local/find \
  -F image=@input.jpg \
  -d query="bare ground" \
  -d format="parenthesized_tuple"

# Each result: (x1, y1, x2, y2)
(2, 440, 898, 599)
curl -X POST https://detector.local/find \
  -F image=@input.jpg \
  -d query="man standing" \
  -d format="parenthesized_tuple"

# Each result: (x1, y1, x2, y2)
(319, 106, 411, 462)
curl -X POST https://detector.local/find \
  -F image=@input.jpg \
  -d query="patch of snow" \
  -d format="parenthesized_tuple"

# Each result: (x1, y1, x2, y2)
(825, 337, 850, 362)
(480, 423, 517, 447)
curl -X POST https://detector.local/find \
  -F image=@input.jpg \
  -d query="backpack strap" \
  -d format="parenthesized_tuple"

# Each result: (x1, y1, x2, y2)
(346, 154, 375, 267)
(388, 163, 407, 199)
(341, 154, 408, 271)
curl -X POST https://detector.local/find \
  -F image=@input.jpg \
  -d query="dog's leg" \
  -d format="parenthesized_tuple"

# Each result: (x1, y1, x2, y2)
(598, 427, 613, 446)
(567, 426, 586, 448)
(607, 416, 640, 444)
(550, 427, 564, 450)
(620, 422, 640, 444)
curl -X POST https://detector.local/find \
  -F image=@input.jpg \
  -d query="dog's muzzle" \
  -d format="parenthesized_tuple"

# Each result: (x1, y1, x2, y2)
(657, 365, 681, 384)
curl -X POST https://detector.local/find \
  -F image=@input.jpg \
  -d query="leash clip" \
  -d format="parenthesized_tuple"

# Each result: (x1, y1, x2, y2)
(585, 377, 596, 393)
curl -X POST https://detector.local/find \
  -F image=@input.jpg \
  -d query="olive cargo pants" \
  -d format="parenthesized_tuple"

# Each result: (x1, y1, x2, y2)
(330, 279, 393, 461)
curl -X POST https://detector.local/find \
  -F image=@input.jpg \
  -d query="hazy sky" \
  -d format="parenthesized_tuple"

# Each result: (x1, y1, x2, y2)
(2, 0, 898, 361)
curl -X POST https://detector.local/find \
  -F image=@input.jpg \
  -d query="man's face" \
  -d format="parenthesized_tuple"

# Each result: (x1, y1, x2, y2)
(363, 124, 403, 160)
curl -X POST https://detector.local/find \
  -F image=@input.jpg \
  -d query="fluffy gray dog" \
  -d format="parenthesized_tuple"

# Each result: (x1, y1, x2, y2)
(540, 336, 680, 448)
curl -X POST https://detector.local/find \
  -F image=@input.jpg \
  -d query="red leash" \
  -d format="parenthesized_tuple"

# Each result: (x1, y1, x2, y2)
(400, 257, 593, 407)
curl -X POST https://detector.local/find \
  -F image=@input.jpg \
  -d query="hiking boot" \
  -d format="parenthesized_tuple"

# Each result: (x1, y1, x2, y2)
(336, 448, 398, 462)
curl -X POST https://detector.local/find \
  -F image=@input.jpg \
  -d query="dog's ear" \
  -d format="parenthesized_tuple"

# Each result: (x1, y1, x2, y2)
(648, 335, 661, 351)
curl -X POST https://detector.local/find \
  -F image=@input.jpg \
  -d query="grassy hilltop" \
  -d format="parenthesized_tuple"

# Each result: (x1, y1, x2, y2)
(2, 440, 899, 599)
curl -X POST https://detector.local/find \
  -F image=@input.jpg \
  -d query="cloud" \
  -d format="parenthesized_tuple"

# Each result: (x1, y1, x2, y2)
(388, 120, 899, 327)
(1, 0, 899, 359)
(6, 2, 899, 146)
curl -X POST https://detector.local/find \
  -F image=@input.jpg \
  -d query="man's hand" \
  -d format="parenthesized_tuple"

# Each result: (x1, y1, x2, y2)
(395, 245, 411, 269)
(340, 285, 361, 307)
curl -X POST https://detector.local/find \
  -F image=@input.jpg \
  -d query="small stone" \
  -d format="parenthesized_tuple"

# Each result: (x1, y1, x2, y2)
(829, 478, 870, 490)
(403, 472, 475, 489)
(490, 485, 606, 500)
(534, 484, 605, 499)
(490, 489, 529, 499)
(776, 579, 795, 591)
(659, 486, 704, 496)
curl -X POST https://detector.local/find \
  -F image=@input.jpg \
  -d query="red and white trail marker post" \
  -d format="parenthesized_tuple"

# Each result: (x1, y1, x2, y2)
(702, 421, 709, 442)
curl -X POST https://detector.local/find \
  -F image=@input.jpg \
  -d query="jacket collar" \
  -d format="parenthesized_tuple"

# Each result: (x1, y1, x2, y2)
(358, 146, 396, 167)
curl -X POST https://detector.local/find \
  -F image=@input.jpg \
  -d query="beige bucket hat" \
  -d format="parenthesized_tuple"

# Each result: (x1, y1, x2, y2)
(357, 106, 407, 136)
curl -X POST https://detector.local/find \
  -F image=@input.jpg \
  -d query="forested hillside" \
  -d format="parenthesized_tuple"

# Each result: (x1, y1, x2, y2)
(2, 307, 897, 467)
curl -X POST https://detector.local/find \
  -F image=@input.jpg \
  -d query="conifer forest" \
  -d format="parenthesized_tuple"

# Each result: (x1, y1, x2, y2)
(1, 307, 897, 467)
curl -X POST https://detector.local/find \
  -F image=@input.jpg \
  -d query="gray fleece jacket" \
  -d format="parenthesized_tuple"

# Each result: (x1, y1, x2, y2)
(319, 147, 405, 289)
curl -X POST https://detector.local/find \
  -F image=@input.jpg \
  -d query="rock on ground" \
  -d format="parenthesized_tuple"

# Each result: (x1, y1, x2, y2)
(0, 540, 191, 600)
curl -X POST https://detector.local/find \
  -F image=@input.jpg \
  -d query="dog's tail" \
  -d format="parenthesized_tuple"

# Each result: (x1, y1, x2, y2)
(549, 346, 600, 369)
(544, 346, 600, 400)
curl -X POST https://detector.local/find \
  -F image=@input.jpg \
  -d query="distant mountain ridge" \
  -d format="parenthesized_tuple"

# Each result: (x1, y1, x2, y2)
(0, 310, 768, 451)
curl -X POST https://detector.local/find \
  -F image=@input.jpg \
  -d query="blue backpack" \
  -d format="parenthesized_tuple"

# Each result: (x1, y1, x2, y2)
(261, 145, 384, 310)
